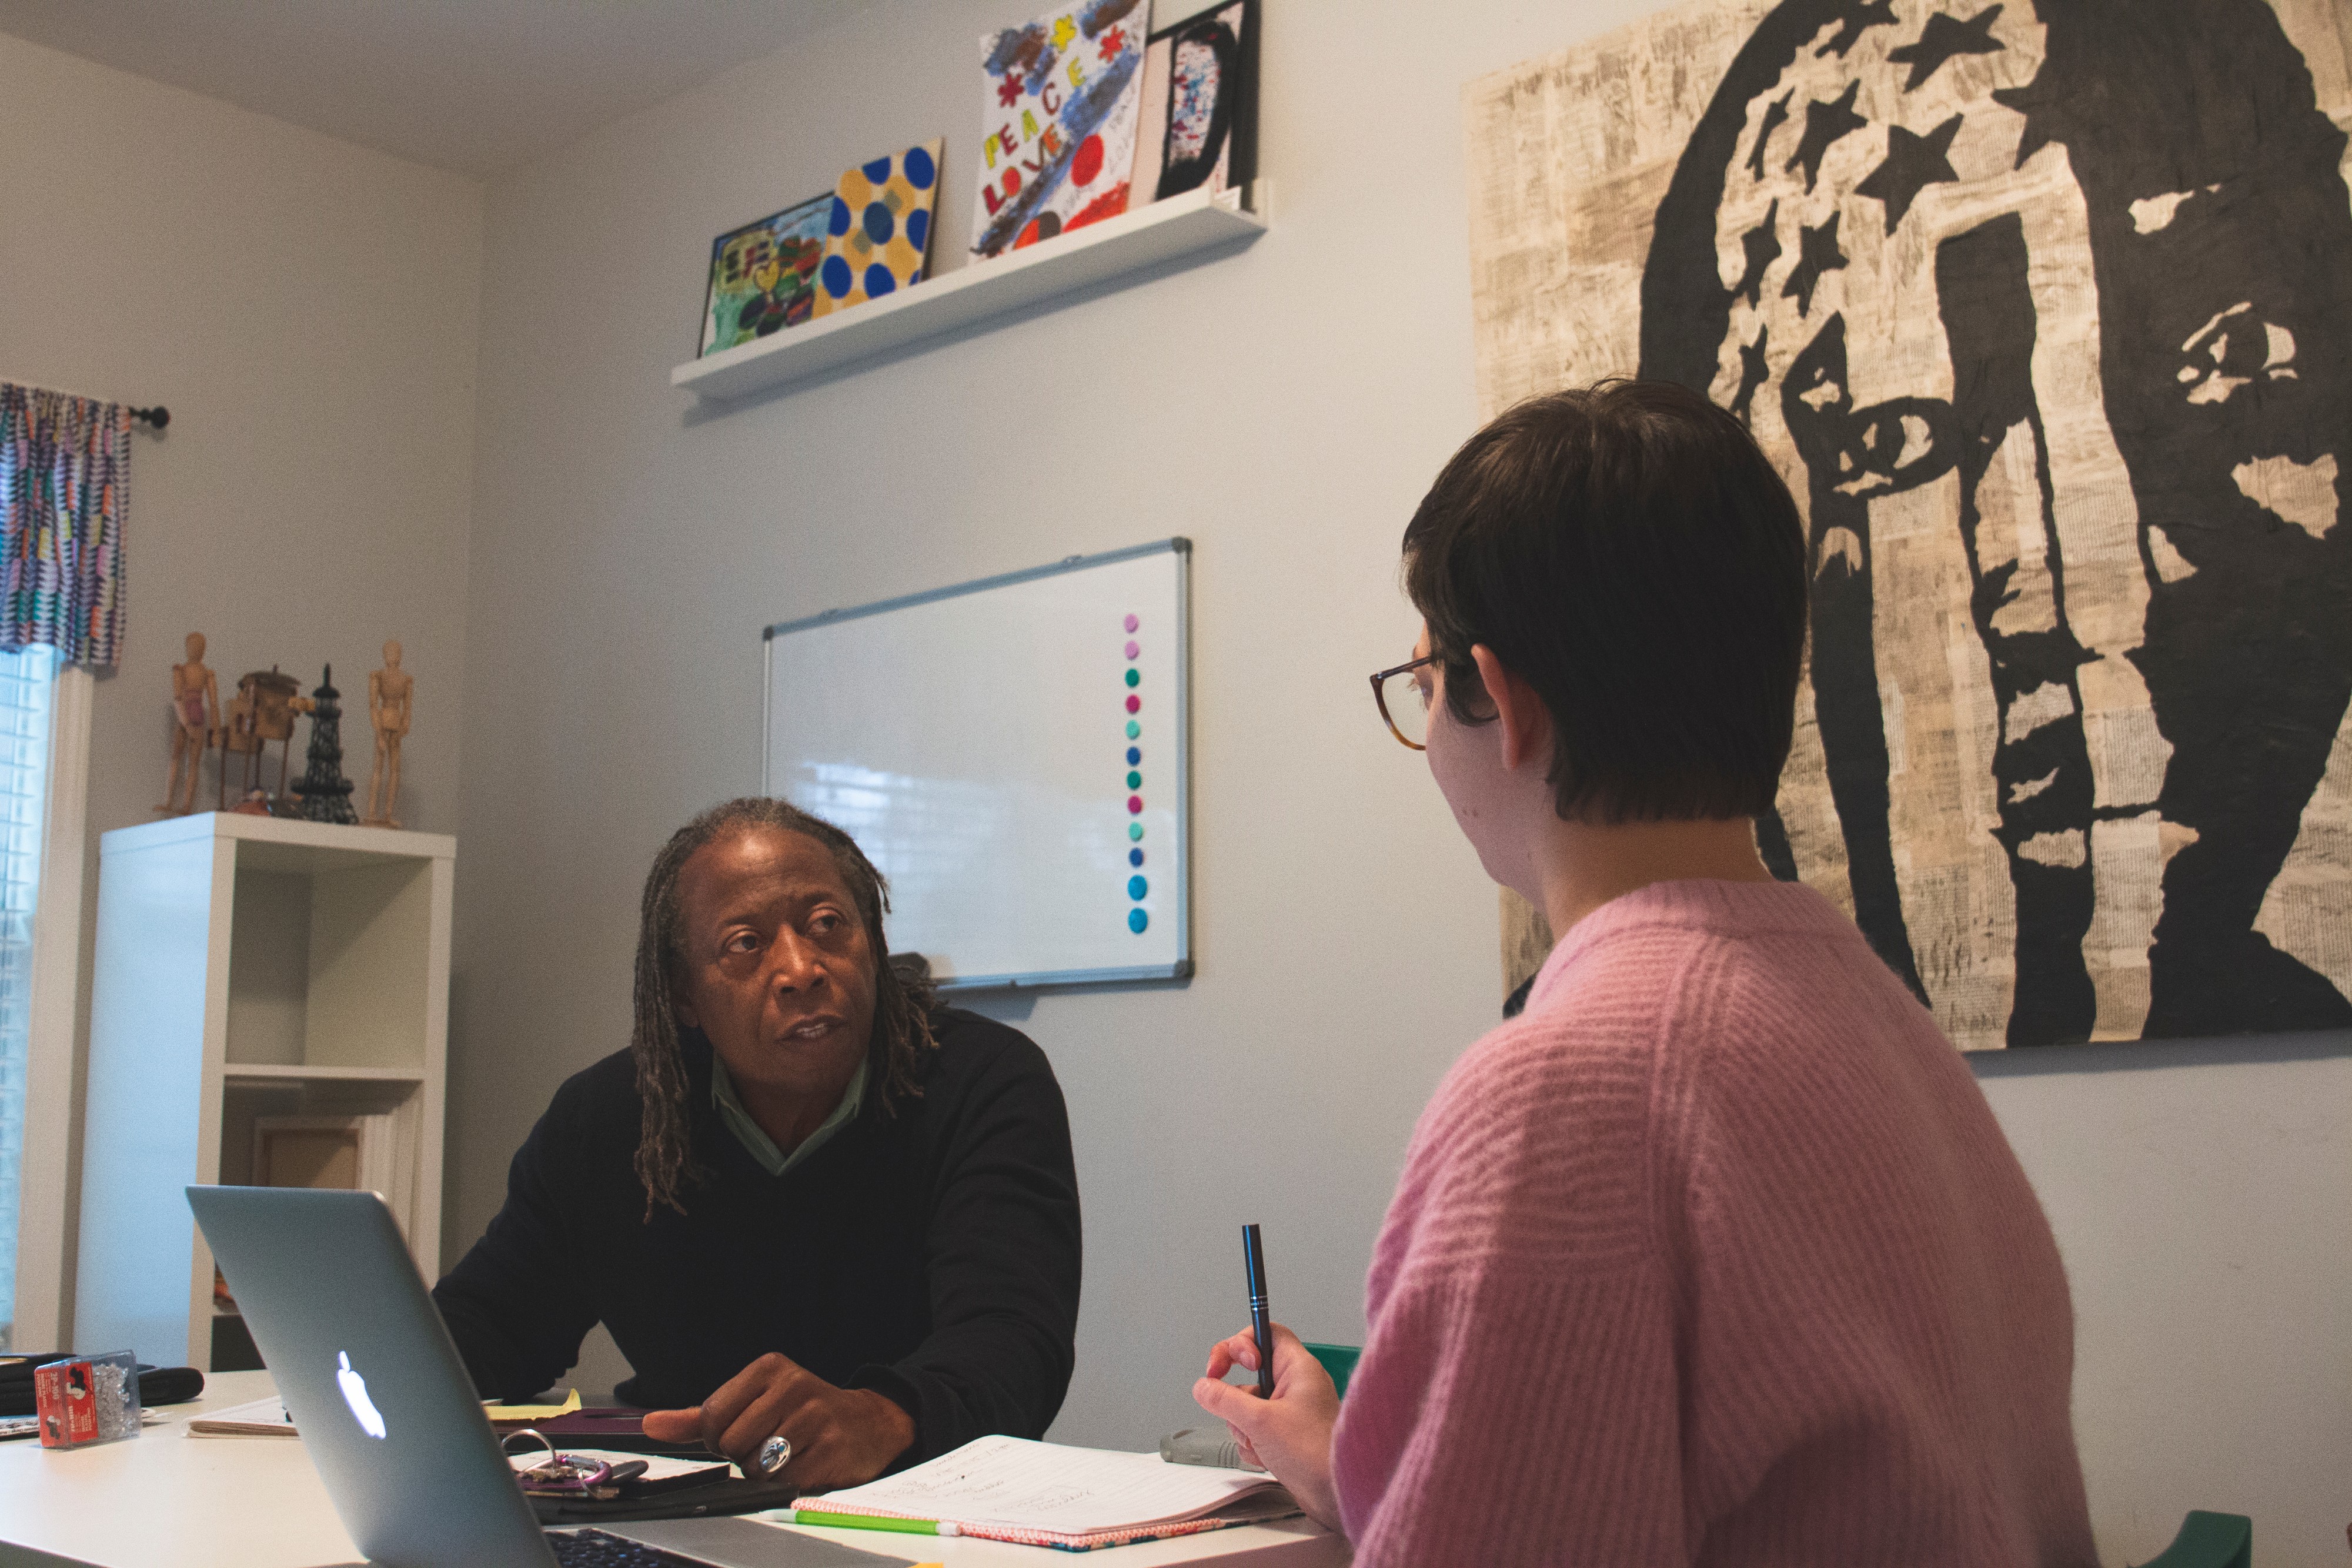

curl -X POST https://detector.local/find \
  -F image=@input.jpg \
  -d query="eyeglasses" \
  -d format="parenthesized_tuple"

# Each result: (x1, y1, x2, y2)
(1370, 654, 1438, 751)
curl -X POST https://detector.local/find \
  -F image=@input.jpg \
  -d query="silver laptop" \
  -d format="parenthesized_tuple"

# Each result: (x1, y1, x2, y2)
(188, 1186, 909, 1568)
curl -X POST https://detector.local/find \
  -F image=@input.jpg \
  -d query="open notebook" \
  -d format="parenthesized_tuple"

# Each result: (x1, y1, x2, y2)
(800, 1434, 1300, 1551)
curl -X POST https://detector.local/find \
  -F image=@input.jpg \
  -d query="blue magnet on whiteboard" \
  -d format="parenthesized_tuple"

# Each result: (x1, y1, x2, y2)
(1124, 668, 1140, 688)
(1125, 720, 1140, 738)
(1124, 640, 1140, 660)
(1127, 875, 1148, 900)
(1128, 823, 1143, 841)
(1128, 847, 1144, 867)
(1126, 746, 1140, 765)
(1126, 770, 1141, 789)
(1127, 908, 1149, 934)
(1124, 614, 1139, 633)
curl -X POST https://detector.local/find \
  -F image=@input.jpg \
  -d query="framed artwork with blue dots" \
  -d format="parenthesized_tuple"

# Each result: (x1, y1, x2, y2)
(813, 139, 946, 319)
(763, 538, 1191, 989)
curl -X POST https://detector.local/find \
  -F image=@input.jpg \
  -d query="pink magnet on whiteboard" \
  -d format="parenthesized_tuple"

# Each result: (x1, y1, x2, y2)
(1123, 614, 1139, 633)
(1124, 641, 1139, 660)
(1125, 695, 1140, 714)
(1128, 795, 1143, 813)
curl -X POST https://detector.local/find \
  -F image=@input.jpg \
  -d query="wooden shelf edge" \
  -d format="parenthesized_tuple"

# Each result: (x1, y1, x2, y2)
(673, 180, 1270, 404)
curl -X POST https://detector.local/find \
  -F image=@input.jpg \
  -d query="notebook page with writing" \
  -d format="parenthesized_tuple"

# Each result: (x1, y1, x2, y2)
(811, 1435, 1283, 1534)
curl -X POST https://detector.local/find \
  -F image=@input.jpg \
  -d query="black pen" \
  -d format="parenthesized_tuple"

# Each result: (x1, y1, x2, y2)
(1242, 1223, 1275, 1398)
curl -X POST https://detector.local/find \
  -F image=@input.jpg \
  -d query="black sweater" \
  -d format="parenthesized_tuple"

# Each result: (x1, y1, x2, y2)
(432, 1008, 1081, 1465)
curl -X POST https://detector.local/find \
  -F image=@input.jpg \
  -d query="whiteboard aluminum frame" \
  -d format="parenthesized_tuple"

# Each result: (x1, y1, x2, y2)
(762, 537, 1192, 992)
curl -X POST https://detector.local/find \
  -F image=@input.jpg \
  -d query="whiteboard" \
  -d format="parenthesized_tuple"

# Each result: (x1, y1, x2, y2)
(763, 540, 1190, 989)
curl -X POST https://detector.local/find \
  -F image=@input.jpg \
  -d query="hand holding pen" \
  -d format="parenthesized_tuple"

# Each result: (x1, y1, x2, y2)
(1189, 1225, 1345, 1530)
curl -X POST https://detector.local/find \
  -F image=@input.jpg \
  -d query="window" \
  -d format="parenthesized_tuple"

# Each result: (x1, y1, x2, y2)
(0, 643, 59, 1351)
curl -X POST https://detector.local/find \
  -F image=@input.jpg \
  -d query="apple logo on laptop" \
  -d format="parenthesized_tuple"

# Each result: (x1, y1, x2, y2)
(336, 1352, 387, 1439)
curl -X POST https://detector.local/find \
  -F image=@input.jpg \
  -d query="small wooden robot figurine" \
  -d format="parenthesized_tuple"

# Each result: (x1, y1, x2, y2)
(365, 640, 413, 828)
(218, 667, 305, 811)
(159, 632, 218, 815)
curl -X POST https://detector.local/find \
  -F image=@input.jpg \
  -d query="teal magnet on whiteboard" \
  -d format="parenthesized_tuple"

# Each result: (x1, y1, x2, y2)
(1127, 908, 1149, 934)
(1124, 668, 1140, 688)
(1128, 823, 1144, 841)
(1127, 770, 1141, 789)
(1128, 875, 1148, 900)
(1125, 720, 1140, 738)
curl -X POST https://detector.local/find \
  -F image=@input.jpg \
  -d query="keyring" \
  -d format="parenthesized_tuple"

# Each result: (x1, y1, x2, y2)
(754, 1435, 791, 1476)
(501, 1428, 616, 1493)
(501, 1428, 556, 1471)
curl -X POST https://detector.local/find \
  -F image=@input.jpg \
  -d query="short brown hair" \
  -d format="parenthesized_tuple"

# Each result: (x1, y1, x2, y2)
(1402, 379, 1807, 823)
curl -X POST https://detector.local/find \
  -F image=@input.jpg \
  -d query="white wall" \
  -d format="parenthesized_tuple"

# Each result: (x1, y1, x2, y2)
(0, 32, 483, 1340)
(450, 2, 2350, 1563)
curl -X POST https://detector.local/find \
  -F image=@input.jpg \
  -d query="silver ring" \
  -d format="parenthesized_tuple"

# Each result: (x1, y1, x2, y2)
(754, 1435, 791, 1476)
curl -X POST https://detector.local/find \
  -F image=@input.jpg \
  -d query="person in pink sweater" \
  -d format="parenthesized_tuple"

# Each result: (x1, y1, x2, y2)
(1191, 380, 2097, 1565)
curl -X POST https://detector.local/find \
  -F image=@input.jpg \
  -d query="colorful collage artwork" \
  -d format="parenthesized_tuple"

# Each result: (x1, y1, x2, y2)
(970, 0, 1150, 259)
(1132, 0, 1258, 205)
(814, 141, 946, 317)
(700, 193, 833, 355)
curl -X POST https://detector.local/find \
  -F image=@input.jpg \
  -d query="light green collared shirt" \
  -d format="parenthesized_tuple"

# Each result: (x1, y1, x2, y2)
(710, 1056, 868, 1178)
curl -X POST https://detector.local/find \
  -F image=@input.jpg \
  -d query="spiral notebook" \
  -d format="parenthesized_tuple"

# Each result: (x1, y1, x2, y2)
(798, 1433, 1300, 1552)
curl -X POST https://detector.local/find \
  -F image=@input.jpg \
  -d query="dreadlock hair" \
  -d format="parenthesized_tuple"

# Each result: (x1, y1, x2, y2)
(630, 797, 938, 1219)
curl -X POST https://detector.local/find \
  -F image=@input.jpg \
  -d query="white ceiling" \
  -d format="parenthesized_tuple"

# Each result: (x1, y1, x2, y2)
(0, 0, 851, 178)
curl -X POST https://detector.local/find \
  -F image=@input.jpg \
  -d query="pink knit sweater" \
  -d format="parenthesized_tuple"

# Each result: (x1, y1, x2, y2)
(1330, 879, 2096, 1566)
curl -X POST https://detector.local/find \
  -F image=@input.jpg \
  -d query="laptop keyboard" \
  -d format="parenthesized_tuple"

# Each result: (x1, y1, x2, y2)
(546, 1527, 715, 1567)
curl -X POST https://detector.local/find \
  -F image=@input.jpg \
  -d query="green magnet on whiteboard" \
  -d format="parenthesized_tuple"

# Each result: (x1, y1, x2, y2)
(1126, 770, 1141, 789)
(1125, 720, 1140, 739)
(1128, 823, 1144, 841)
(1124, 668, 1140, 688)
(1128, 908, 1150, 934)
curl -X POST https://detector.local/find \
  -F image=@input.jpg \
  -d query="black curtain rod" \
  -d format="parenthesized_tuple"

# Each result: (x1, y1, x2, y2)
(128, 406, 170, 430)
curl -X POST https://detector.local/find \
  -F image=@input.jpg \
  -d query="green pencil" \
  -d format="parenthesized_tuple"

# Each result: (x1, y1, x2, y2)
(780, 1507, 960, 1536)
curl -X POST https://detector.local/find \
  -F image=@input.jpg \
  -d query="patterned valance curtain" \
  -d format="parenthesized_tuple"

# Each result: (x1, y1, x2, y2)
(0, 384, 127, 668)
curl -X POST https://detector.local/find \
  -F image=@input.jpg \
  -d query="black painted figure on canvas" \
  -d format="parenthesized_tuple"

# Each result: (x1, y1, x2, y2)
(1639, 0, 2352, 1044)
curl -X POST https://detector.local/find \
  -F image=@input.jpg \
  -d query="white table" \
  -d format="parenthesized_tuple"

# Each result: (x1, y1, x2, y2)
(0, 1373, 1347, 1567)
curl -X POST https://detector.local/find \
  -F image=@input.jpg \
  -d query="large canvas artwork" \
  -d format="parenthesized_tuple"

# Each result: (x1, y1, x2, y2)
(1466, 0, 2352, 1048)
(971, 0, 1150, 259)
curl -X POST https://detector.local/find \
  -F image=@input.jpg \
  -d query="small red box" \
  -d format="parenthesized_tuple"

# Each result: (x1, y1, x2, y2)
(34, 1359, 99, 1449)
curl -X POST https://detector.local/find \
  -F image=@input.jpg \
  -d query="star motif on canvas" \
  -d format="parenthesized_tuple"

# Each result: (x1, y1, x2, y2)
(1729, 327, 1772, 426)
(1746, 91, 1794, 179)
(1887, 5, 2005, 91)
(1856, 114, 1963, 232)
(1782, 212, 1847, 314)
(1816, 0, 1900, 58)
(1736, 199, 1785, 306)
(1786, 81, 1869, 193)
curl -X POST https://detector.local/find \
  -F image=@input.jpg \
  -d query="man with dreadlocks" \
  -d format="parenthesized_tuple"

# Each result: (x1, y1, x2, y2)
(432, 798, 1082, 1488)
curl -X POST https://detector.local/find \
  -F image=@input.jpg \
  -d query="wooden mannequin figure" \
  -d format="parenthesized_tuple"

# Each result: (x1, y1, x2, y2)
(365, 640, 413, 828)
(159, 632, 218, 815)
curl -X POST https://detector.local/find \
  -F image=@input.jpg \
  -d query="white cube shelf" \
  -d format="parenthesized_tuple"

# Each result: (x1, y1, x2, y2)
(75, 813, 454, 1370)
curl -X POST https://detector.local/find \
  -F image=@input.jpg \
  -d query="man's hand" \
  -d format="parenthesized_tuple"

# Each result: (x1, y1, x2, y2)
(641, 1351, 914, 1490)
(1191, 1322, 1342, 1530)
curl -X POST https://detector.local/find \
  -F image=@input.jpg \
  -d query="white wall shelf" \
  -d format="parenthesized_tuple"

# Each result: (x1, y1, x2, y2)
(75, 813, 455, 1371)
(672, 181, 1269, 404)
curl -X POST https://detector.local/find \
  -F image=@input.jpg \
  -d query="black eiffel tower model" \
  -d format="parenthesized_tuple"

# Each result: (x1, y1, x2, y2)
(289, 666, 359, 825)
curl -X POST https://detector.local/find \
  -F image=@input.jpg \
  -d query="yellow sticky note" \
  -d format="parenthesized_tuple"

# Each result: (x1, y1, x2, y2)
(483, 1388, 581, 1422)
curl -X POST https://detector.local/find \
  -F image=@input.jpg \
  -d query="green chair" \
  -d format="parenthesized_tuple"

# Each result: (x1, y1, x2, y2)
(2138, 1510, 2250, 1568)
(1303, 1342, 1360, 1399)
